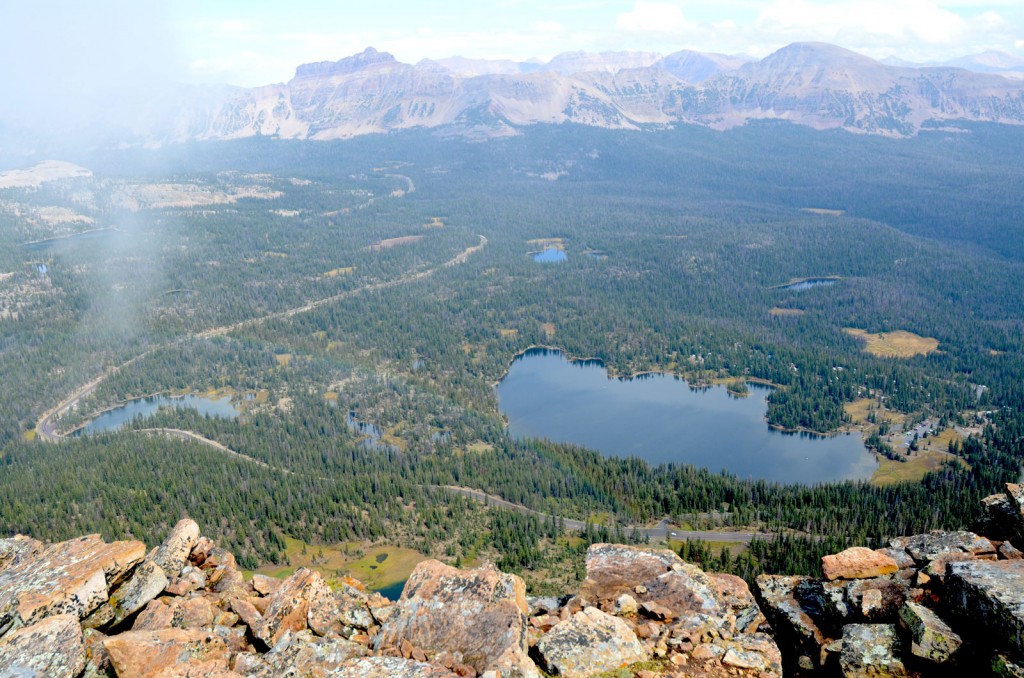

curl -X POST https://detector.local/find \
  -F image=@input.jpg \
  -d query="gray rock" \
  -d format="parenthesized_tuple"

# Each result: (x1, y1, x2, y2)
(536, 606, 648, 678)
(756, 575, 832, 667)
(232, 629, 367, 677)
(898, 601, 961, 664)
(107, 560, 169, 627)
(838, 624, 907, 677)
(375, 560, 538, 677)
(946, 559, 1024, 655)
(890, 531, 995, 566)
(148, 519, 200, 578)
(0, 614, 85, 678)
(580, 543, 721, 615)
(324, 656, 460, 677)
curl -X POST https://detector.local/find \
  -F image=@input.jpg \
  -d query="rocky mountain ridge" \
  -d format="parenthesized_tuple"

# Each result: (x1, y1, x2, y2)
(4, 483, 1024, 676)
(151, 42, 1024, 144)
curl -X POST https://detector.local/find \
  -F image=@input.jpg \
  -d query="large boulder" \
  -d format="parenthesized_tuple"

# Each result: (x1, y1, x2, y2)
(106, 559, 169, 627)
(375, 559, 538, 677)
(252, 568, 330, 647)
(822, 547, 899, 581)
(581, 544, 721, 617)
(838, 624, 907, 677)
(0, 613, 85, 677)
(756, 575, 832, 669)
(535, 606, 648, 677)
(102, 627, 231, 676)
(148, 519, 200, 578)
(0, 535, 146, 635)
(898, 601, 962, 664)
(946, 559, 1024, 655)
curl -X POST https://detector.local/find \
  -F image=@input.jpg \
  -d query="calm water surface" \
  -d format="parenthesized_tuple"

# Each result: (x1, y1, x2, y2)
(533, 247, 567, 263)
(79, 394, 239, 435)
(496, 349, 877, 484)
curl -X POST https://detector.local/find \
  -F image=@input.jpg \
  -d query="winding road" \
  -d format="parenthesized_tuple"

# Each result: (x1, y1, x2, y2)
(36, 234, 487, 441)
(441, 486, 776, 544)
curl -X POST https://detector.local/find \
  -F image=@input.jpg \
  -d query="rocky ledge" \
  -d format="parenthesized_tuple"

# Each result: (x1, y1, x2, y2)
(3, 484, 1024, 676)
(755, 482, 1024, 676)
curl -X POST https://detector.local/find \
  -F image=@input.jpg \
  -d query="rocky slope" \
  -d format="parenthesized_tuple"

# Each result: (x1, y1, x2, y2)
(153, 43, 1024, 144)
(3, 484, 1024, 676)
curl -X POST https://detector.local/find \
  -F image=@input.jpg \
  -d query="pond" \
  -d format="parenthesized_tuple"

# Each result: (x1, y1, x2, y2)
(495, 349, 877, 484)
(533, 247, 567, 263)
(777, 277, 837, 291)
(374, 580, 406, 601)
(77, 394, 240, 435)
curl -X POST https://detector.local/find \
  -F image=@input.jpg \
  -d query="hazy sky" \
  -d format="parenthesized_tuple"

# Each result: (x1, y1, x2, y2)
(2, 0, 1022, 91)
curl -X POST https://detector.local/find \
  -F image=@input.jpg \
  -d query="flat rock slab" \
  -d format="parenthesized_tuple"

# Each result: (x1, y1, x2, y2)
(232, 630, 367, 677)
(582, 543, 722, 617)
(822, 547, 898, 581)
(103, 627, 231, 677)
(0, 613, 85, 678)
(947, 559, 1024, 655)
(375, 559, 537, 678)
(0, 535, 146, 632)
(330, 656, 460, 677)
(890, 531, 994, 565)
(536, 606, 648, 677)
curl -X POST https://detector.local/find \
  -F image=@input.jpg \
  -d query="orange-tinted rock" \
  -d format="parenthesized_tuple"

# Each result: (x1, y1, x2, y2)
(0, 535, 146, 632)
(0, 613, 85, 677)
(252, 568, 328, 647)
(103, 628, 230, 677)
(375, 560, 537, 677)
(229, 597, 263, 633)
(822, 547, 898, 581)
(251, 574, 281, 597)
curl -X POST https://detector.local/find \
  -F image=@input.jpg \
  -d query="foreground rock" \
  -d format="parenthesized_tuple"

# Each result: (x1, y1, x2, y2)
(536, 606, 647, 677)
(0, 535, 145, 633)
(0, 613, 85, 677)
(946, 559, 1024, 655)
(375, 559, 538, 677)
(103, 627, 231, 676)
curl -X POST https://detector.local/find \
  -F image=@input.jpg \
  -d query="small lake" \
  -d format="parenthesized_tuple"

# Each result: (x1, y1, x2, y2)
(77, 394, 239, 435)
(777, 277, 837, 292)
(533, 247, 567, 263)
(374, 580, 406, 601)
(496, 349, 877, 484)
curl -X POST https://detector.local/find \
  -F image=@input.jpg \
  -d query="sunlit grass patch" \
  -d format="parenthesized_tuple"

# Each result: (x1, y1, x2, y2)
(770, 307, 805, 317)
(844, 328, 939, 358)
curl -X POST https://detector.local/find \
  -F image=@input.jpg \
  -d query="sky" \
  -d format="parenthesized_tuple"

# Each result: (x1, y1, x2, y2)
(1, 0, 1022, 93)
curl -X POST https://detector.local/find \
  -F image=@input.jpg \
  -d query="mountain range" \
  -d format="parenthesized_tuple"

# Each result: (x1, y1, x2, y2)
(11, 42, 1024, 147)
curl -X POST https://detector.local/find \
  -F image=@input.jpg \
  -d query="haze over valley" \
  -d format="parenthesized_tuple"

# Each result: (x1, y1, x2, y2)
(3, 4, 1024, 674)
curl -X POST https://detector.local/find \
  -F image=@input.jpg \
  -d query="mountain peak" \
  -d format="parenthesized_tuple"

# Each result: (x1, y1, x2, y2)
(293, 47, 398, 80)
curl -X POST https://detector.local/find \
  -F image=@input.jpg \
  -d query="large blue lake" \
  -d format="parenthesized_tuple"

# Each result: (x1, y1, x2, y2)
(496, 349, 877, 484)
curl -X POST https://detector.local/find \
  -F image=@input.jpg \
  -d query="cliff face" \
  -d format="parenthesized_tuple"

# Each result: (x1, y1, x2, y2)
(173, 44, 1024, 143)
(2, 484, 1024, 677)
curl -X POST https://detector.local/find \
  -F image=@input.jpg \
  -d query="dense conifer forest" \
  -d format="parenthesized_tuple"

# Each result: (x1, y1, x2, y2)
(2, 121, 1023, 586)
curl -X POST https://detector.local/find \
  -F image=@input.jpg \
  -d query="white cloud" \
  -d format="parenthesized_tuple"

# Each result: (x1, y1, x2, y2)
(756, 0, 966, 45)
(616, 1, 690, 34)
